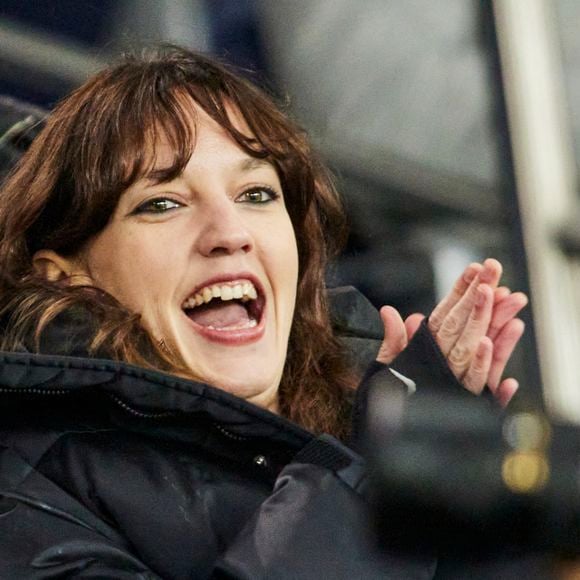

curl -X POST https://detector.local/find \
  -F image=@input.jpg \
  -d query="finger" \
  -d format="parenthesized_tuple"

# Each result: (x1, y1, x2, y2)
(377, 305, 408, 364)
(461, 336, 493, 395)
(488, 292, 528, 341)
(435, 260, 501, 355)
(479, 258, 502, 290)
(495, 378, 519, 407)
(428, 262, 482, 334)
(487, 318, 525, 390)
(433, 271, 484, 354)
(445, 284, 493, 377)
(404, 313, 425, 341)
(494, 286, 511, 303)
(438, 282, 492, 361)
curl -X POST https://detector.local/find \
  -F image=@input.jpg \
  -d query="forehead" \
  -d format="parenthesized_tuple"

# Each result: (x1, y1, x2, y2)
(145, 106, 272, 180)
(134, 97, 271, 183)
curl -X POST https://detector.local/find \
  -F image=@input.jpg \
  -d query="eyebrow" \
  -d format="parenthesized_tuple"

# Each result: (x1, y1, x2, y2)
(143, 166, 182, 184)
(141, 156, 275, 187)
(238, 157, 275, 172)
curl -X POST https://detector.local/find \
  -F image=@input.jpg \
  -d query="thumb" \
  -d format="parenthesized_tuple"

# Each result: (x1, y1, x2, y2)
(377, 305, 408, 365)
(404, 313, 425, 341)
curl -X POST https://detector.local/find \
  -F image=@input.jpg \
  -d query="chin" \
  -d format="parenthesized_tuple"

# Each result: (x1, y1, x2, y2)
(167, 318, 286, 410)
(187, 355, 282, 408)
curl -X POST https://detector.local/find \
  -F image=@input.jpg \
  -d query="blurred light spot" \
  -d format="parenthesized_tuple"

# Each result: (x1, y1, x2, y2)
(503, 412, 551, 451)
(502, 450, 549, 493)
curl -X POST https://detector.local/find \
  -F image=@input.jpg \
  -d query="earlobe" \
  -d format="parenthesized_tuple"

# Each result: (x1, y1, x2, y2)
(32, 250, 91, 285)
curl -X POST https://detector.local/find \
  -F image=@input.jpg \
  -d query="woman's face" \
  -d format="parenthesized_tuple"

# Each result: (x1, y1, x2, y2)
(55, 105, 299, 412)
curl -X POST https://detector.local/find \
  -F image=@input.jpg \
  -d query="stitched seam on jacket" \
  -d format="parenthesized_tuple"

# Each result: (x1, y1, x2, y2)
(1, 430, 122, 538)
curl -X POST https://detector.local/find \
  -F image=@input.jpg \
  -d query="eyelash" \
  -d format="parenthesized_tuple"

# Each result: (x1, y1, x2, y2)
(132, 198, 182, 214)
(237, 186, 280, 204)
(132, 186, 280, 215)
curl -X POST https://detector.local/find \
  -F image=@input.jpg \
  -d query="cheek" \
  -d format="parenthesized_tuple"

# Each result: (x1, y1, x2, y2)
(286, 221, 300, 281)
(85, 233, 174, 311)
(272, 219, 299, 302)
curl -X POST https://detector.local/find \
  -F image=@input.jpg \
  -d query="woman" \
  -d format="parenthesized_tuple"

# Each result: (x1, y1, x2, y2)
(0, 46, 526, 578)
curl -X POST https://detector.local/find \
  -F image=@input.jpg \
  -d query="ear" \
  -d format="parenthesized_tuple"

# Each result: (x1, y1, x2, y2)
(32, 249, 91, 285)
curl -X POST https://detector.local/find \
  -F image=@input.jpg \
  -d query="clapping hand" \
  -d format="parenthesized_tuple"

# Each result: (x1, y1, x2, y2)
(377, 259, 528, 406)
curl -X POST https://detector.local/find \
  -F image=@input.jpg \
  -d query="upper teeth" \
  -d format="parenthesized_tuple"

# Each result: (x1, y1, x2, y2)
(182, 281, 258, 309)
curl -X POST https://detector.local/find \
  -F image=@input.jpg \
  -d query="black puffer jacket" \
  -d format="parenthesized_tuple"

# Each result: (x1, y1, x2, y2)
(0, 288, 458, 579)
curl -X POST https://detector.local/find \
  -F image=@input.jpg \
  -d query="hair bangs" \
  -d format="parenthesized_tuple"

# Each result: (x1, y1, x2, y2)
(98, 83, 198, 194)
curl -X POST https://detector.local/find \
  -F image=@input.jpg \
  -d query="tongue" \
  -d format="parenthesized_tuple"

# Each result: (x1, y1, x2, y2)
(188, 301, 251, 329)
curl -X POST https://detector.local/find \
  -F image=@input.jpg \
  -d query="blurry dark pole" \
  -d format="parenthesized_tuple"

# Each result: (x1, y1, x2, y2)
(490, 0, 580, 422)
(478, 1, 546, 410)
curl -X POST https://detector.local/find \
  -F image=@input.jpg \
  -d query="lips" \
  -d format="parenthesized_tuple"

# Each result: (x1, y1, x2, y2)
(181, 275, 266, 345)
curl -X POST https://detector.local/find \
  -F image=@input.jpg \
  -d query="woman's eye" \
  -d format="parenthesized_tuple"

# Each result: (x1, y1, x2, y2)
(238, 187, 280, 204)
(133, 198, 182, 214)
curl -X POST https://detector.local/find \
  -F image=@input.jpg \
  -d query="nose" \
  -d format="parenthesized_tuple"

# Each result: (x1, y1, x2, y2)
(196, 200, 253, 257)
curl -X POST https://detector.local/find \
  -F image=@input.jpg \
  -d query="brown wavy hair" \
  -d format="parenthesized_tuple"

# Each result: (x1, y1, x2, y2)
(0, 46, 354, 438)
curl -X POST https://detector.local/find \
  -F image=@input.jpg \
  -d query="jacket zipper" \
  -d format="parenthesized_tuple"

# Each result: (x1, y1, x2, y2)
(110, 397, 255, 445)
(0, 387, 67, 395)
(108, 394, 176, 419)
(213, 423, 251, 441)
(0, 387, 175, 419)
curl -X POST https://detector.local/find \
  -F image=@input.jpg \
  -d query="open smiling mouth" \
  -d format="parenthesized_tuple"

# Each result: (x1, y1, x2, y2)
(181, 280, 265, 335)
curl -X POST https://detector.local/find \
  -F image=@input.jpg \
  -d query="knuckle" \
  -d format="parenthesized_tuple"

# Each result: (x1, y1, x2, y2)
(428, 314, 442, 333)
(463, 374, 483, 394)
(439, 316, 463, 340)
(470, 357, 487, 376)
(448, 343, 470, 368)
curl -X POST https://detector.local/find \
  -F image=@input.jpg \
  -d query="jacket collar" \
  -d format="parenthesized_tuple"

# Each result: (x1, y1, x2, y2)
(0, 350, 313, 448)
